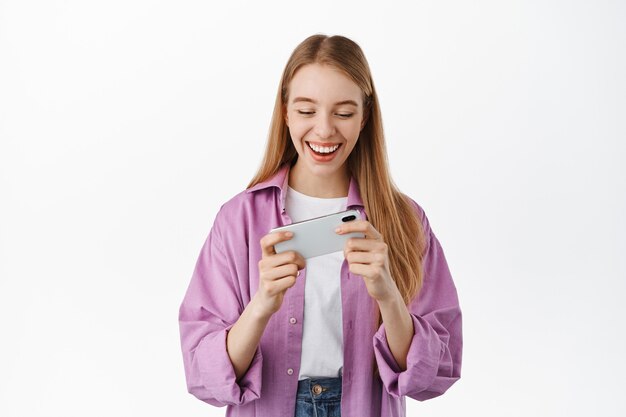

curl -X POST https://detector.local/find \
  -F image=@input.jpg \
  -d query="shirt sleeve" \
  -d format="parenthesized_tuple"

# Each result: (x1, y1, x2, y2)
(373, 201, 462, 400)
(178, 220, 263, 406)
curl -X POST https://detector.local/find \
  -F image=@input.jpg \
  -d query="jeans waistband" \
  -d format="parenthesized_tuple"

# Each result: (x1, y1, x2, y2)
(297, 376, 342, 402)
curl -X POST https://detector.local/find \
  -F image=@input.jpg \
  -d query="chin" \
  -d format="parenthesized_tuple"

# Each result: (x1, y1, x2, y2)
(307, 160, 346, 175)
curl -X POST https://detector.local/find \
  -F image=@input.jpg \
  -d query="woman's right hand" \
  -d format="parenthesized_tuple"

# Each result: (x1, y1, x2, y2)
(254, 231, 306, 318)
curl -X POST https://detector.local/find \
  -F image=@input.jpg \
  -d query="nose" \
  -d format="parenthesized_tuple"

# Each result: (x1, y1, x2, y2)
(314, 114, 336, 139)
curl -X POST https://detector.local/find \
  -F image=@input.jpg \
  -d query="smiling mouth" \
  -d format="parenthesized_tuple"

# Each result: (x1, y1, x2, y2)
(306, 141, 342, 155)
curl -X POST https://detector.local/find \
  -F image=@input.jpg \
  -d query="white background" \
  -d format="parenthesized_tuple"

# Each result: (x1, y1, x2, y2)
(1, 1, 624, 416)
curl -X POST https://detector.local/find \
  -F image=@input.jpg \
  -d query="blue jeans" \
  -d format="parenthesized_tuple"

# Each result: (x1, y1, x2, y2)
(294, 376, 342, 417)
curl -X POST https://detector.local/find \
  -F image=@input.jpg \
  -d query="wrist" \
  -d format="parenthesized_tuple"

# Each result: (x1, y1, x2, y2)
(249, 294, 274, 322)
(376, 286, 403, 308)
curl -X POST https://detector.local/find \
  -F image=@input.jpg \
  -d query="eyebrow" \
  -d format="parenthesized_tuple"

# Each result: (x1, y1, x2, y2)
(291, 97, 359, 107)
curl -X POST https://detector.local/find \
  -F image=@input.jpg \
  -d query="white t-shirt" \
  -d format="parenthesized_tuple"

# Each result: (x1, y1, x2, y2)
(285, 185, 347, 380)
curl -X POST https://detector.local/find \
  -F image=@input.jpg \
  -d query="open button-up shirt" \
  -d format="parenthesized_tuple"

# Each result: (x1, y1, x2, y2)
(178, 163, 462, 416)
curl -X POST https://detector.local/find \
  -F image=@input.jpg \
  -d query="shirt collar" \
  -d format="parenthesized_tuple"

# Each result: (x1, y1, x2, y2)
(246, 163, 365, 211)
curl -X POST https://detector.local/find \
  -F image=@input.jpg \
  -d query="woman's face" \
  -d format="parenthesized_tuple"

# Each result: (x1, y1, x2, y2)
(285, 63, 367, 178)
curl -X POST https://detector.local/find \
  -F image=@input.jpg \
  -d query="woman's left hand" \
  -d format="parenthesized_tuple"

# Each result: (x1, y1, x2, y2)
(336, 220, 399, 303)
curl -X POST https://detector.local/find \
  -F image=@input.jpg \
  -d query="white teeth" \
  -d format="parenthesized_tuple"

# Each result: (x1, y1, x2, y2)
(308, 142, 340, 154)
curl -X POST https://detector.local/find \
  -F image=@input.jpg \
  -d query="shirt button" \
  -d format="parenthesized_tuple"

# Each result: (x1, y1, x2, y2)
(289, 317, 297, 324)
(287, 368, 294, 375)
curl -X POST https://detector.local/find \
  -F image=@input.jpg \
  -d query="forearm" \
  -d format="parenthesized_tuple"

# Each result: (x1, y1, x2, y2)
(226, 296, 272, 381)
(377, 288, 414, 371)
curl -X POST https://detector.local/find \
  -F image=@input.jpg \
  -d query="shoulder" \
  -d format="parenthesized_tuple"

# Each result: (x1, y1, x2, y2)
(218, 186, 276, 218)
(211, 186, 278, 242)
(213, 164, 286, 227)
(213, 189, 253, 224)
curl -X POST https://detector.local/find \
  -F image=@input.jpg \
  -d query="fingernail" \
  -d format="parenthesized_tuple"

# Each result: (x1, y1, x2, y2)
(335, 227, 342, 233)
(285, 232, 293, 237)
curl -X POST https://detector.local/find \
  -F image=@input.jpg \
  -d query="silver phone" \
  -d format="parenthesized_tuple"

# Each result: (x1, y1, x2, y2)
(270, 209, 365, 259)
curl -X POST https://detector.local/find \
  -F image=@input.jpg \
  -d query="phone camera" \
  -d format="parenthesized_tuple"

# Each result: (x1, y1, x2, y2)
(342, 215, 356, 222)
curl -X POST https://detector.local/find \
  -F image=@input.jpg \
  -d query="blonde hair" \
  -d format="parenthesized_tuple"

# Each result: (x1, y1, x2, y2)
(247, 34, 427, 327)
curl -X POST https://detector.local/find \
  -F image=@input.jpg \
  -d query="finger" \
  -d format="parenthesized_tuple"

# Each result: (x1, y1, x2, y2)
(268, 275, 297, 295)
(261, 263, 300, 282)
(345, 251, 375, 264)
(335, 219, 367, 233)
(277, 250, 306, 270)
(260, 231, 293, 257)
(336, 220, 382, 240)
(347, 262, 371, 277)
(262, 250, 306, 270)
(344, 237, 381, 252)
(261, 274, 297, 296)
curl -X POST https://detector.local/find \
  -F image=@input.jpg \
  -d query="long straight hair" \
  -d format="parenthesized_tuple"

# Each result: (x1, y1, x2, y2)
(247, 34, 427, 329)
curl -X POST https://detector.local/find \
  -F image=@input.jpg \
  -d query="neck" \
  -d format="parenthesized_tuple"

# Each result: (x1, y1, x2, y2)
(288, 161, 350, 198)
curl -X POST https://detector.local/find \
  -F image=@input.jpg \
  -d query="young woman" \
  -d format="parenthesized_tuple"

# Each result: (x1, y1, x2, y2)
(178, 34, 462, 417)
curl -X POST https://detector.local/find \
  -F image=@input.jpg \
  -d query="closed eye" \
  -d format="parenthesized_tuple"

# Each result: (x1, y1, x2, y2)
(296, 110, 354, 119)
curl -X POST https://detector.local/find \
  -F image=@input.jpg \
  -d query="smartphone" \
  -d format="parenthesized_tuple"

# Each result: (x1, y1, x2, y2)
(270, 209, 365, 259)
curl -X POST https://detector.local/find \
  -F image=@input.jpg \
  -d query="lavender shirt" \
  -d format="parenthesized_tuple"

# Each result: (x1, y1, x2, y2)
(178, 163, 462, 416)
